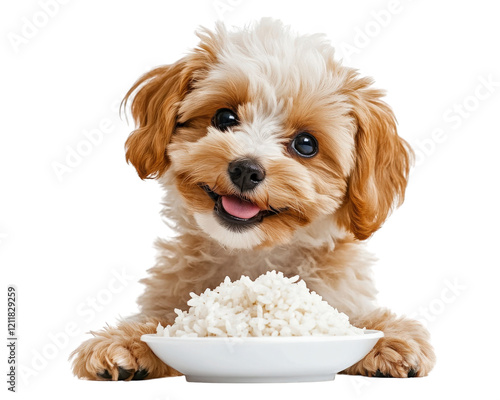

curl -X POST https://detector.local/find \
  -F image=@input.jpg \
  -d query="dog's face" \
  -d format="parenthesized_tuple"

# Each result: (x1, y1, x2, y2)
(123, 19, 412, 249)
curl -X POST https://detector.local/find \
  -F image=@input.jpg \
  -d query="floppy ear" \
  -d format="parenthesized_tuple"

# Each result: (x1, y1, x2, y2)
(122, 60, 192, 179)
(338, 76, 413, 240)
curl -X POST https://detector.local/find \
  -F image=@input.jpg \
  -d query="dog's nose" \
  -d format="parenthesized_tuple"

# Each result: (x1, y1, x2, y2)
(228, 159, 265, 192)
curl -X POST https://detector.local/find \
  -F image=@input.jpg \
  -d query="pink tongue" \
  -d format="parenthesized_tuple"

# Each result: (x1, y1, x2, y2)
(221, 196, 261, 219)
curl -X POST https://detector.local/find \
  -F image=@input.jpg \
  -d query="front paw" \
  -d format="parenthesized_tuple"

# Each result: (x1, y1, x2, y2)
(70, 321, 178, 380)
(70, 335, 147, 380)
(345, 335, 435, 378)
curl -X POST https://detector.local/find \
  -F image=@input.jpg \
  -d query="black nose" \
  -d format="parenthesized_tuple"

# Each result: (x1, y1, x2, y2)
(228, 159, 266, 192)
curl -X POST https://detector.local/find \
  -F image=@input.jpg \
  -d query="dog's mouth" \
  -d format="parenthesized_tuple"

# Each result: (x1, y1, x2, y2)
(199, 184, 281, 230)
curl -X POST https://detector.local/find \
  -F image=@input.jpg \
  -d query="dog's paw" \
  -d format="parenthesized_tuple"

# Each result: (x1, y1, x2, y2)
(344, 335, 435, 378)
(343, 309, 436, 378)
(70, 335, 149, 380)
(70, 320, 178, 380)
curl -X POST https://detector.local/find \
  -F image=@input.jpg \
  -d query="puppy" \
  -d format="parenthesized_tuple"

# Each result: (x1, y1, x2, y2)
(71, 19, 435, 380)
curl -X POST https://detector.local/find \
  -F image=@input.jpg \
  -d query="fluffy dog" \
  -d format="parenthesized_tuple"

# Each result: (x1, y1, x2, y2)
(71, 19, 435, 380)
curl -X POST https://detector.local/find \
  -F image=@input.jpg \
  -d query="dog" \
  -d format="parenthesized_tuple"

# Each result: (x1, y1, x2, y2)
(70, 19, 435, 380)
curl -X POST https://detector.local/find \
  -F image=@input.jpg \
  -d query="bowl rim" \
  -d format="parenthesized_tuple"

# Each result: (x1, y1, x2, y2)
(141, 329, 383, 343)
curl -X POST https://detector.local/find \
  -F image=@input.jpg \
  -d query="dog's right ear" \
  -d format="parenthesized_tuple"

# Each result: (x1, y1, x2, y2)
(122, 25, 226, 179)
(121, 60, 192, 179)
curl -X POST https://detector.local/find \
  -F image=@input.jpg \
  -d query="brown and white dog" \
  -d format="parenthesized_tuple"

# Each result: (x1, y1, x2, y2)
(70, 19, 435, 380)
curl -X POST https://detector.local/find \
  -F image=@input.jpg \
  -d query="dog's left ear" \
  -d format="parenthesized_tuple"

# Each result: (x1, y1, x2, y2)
(338, 75, 414, 240)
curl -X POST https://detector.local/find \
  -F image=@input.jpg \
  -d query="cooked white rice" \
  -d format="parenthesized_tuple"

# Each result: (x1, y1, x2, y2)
(157, 270, 364, 337)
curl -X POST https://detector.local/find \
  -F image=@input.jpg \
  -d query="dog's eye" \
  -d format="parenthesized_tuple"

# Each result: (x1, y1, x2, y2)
(212, 108, 239, 131)
(291, 133, 318, 158)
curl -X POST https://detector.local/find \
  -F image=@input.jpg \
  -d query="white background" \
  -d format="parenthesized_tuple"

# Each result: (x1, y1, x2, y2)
(1, 0, 499, 399)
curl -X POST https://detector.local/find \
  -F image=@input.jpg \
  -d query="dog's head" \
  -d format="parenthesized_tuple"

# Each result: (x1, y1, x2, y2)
(123, 19, 412, 249)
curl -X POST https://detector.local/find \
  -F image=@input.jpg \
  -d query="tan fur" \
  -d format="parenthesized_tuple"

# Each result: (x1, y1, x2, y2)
(336, 75, 414, 240)
(70, 317, 180, 380)
(343, 309, 436, 377)
(70, 19, 435, 380)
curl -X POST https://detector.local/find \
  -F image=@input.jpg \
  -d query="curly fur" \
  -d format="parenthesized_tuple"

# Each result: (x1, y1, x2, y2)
(70, 19, 434, 381)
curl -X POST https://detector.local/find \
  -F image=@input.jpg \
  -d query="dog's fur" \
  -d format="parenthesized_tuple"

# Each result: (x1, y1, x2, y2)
(70, 19, 435, 380)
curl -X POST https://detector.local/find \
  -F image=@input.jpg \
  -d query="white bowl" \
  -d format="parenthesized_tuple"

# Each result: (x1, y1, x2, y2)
(141, 330, 383, 383)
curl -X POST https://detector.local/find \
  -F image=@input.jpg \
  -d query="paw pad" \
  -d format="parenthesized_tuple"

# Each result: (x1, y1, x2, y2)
(97, 367, 149, 381)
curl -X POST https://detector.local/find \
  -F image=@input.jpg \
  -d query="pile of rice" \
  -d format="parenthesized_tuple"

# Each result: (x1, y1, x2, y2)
(157, 270, 364, 337)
